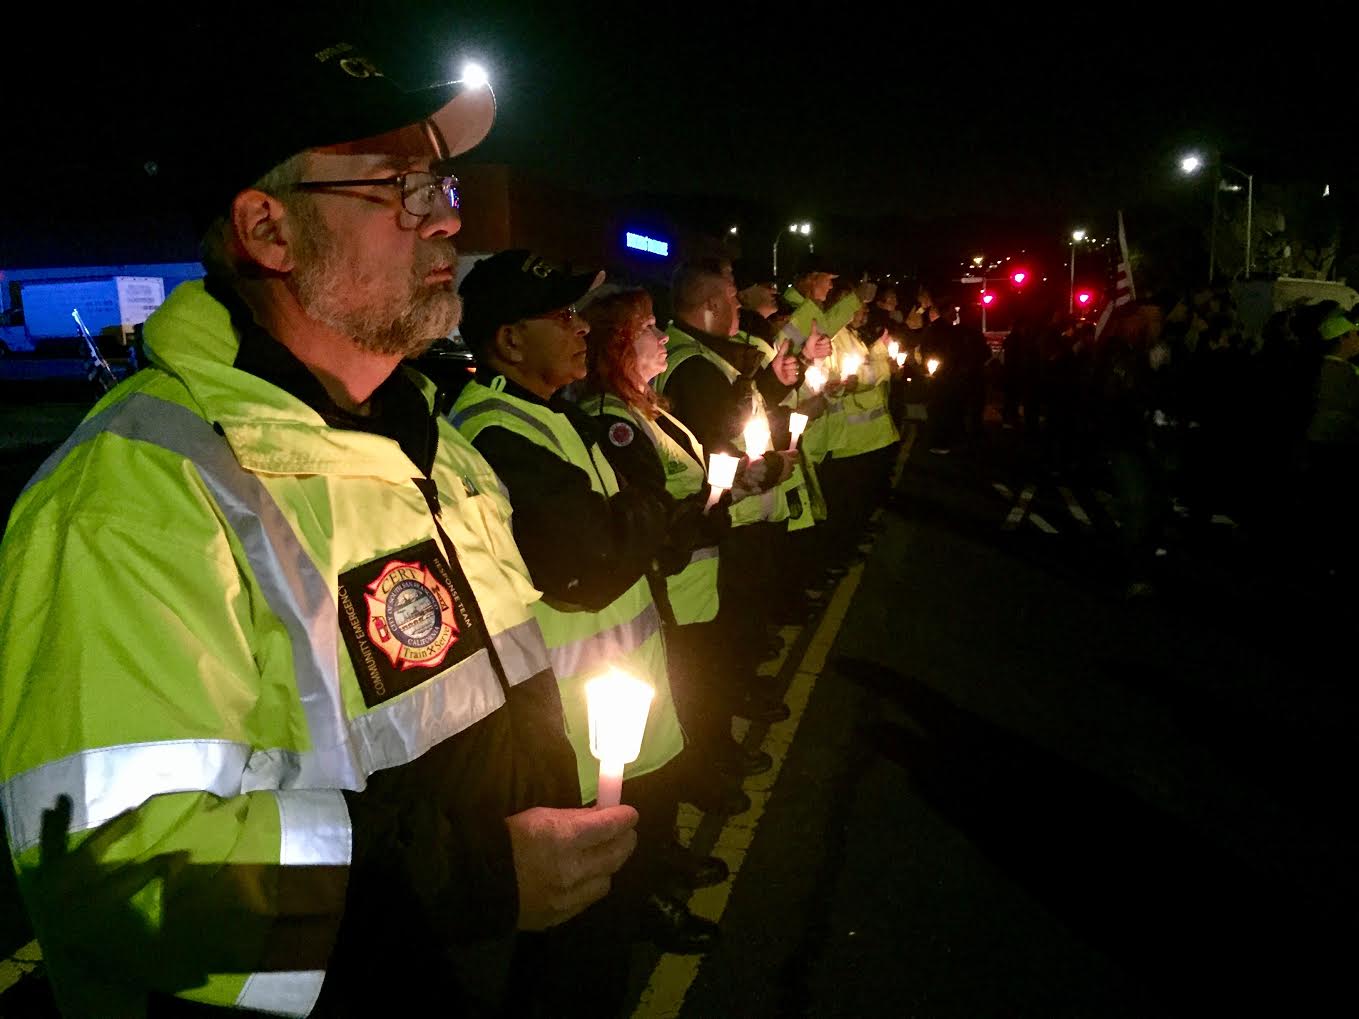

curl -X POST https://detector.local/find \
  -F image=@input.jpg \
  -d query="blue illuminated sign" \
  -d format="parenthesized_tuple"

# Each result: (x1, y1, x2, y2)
(625, 231, 670, 257)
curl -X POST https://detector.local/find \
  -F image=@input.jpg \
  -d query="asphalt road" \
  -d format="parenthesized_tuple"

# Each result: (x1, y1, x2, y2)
(643, 427, 1354, 1018)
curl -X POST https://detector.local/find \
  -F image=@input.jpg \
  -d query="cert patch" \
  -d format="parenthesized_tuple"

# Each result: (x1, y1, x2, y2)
(608, 422, 635, 447)
(337, 539, 486, 707)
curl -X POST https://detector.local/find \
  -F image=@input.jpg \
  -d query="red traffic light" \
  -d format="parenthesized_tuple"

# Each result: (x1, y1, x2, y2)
(1076, 290, 1093, 306)
(981, 291, 996, 306)
(1010, 269, 1028, 286)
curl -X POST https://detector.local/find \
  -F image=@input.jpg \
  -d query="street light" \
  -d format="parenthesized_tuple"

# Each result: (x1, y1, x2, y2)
(728, 225, 739, 235)
(1069, 228, 1087, 314)
(459, 61, 490, 89)
(773, 222, 812, 280)
(1181, 151, 1255, 281)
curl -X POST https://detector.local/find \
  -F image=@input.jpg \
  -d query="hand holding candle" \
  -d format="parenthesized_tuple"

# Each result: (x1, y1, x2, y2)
(788, 411, 809, 450)
(840, 353, 863, 379)
(705, 451, 739, 511)
(585, 667, 655, 808)
(804, 364, 828, 393)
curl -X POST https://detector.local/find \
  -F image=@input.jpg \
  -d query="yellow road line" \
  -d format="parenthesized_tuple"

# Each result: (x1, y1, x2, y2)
(0, 939, 42, 996)
(633, 562, 867, 1019)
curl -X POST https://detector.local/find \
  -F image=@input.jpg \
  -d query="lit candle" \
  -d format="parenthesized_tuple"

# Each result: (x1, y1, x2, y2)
(887, 339, 900, 359)
(705, 452, 739, 511)
(743, 415, 771, 460)
(840, 353, 863, 378)
(894, 351, 907, 367)
(585, 667, 655, 808)
(788, 412, 809, 449)
(926, 357, 940, 376)
(804, 364, 828, 392)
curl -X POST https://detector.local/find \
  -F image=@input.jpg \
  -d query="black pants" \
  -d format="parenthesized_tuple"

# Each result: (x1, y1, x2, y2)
(508, 763, 680, 1018)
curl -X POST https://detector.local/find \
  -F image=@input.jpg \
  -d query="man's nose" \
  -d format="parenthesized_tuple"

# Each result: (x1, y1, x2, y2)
(421, 200, 461, 238)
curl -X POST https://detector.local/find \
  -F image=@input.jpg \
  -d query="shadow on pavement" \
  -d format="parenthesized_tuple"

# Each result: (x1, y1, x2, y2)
(838, 655, 1353, 1017)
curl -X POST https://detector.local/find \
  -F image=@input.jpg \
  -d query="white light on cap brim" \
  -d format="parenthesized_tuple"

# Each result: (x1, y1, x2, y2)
(461, 62, 489, 89)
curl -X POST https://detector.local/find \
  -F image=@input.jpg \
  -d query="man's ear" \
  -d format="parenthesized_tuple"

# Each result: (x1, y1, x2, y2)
(493, 323, 524, 365)
(230, 189, 294, 274)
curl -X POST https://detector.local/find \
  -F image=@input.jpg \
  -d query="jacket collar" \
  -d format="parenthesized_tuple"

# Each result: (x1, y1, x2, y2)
(669, 319, 761, 378)
(140, 279, 438, 479)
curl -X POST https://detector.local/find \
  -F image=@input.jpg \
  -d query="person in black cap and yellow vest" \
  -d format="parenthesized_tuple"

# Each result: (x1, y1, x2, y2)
(1, 15, 637, 1018)
(449, 250, 725, 969)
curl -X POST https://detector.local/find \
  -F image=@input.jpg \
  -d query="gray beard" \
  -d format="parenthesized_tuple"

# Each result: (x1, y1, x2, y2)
(288, 202, 460, 359)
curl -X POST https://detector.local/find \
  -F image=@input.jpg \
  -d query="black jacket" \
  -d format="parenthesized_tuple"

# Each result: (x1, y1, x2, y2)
(574, 389, 732, 584)
(663, 321, 793, 454)
(465, 370, 674, 612)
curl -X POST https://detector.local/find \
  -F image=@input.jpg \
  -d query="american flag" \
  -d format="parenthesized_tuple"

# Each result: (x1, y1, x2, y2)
(1095, 211, 1136, 339)
(1114, 209, 1135, 307)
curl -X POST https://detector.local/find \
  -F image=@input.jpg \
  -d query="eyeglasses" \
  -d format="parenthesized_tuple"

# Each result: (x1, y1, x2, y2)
(525, 305, 579, 326)
(294, 171, 460, 218)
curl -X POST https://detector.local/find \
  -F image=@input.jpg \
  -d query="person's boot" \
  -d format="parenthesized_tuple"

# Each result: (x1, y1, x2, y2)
(637, 893, 720, 953)
(658, 840, 730, 889)
(683, 775, 752, 817)
(712, 737, 773, 778)
(731, 689, 790, 724)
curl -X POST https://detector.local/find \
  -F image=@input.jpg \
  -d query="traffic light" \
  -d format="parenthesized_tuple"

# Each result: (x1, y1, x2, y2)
(1075, 290, 1094, 308)
(981, 291, 996, 306)
(1010, 269, 1028, 286)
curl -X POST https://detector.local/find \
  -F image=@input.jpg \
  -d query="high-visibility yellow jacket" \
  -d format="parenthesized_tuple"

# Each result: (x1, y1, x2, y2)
(0, 281, 573, 1015)
(586, 392, 720, 626)
(448, 378, 682, 802)
(824, 326, 900, 458)
(656, 325, 815, 531)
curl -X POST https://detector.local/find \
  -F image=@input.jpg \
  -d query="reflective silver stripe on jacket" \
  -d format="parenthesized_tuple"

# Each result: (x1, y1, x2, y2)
(0, 740, 253, 856)
(547, 602, 662, 679)
(235, 789, 350, 1016)
(688, 546, 719, 566)
(450, 399, 566, 455)
(493, 617, 553, 684)
(844, 406, 888, 426)
(9, 394, 543, 833)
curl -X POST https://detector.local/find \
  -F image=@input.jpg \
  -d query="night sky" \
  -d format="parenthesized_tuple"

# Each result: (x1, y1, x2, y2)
(1, 3, 1345, 270)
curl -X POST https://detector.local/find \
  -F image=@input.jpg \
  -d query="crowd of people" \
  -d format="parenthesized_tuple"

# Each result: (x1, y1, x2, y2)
(5, 17, 1357, 1018)
(898, 282, 1359, 596)
(0, 32, 918, 1016)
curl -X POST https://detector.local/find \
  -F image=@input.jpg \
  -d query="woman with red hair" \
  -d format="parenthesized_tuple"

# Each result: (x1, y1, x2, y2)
(577, 288, 775, 940)
(580, 286, 772, 775)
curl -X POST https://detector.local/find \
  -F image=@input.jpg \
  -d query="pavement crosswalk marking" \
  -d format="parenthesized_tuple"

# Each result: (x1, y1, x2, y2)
(1028, 512, 1059, 534)
(1001, 483, 1036, 531)
(1058, 486, 1094, 531)
(633, 561, 867, 1019)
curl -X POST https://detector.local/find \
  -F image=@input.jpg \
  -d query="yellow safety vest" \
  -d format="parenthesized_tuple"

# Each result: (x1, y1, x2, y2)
(656, 325, 816, 532)
(448, 378, 682, 802)
(585, 392, 720, 626)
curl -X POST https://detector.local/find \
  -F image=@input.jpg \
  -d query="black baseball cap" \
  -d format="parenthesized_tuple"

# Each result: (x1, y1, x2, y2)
(163, 21, 495, 230)
(458, 250, 605, 352)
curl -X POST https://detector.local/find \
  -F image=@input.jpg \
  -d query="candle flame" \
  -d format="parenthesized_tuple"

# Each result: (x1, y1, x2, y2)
(743, 415, 771, 458)
(585, 667, 654, 765)
(707, 452, 739, 489)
